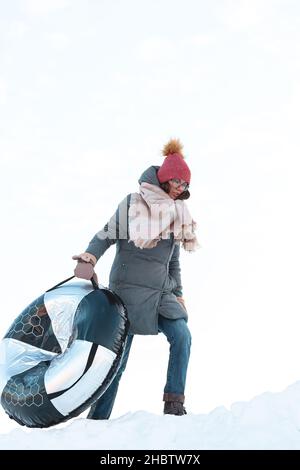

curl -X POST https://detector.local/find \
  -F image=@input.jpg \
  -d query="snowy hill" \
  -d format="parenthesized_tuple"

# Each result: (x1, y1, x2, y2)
(1, 381, 300, 450)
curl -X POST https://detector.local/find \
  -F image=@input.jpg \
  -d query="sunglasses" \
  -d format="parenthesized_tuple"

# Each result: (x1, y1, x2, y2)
(169, 178, 189, 191)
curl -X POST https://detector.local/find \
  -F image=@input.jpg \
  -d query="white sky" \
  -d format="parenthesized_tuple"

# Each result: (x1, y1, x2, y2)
(1, 0, 300, 429)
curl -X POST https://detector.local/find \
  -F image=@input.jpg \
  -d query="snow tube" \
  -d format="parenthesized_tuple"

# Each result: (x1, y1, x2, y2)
(0, 277, 129, 428)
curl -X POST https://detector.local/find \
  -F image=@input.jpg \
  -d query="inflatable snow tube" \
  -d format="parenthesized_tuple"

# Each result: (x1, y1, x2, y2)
(0, 278, 129, 428)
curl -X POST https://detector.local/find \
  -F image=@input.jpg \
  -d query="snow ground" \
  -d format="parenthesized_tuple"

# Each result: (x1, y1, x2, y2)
(1, 381, 300, 450)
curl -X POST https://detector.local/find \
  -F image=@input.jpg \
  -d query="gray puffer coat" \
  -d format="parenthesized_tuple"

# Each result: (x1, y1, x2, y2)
(85, 166, 188, 335)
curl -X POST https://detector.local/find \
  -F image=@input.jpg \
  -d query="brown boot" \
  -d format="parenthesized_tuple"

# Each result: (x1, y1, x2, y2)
(163, 393, 187, 416)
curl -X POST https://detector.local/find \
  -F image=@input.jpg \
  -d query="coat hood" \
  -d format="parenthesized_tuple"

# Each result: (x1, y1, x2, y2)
(138, 166, 161, 187)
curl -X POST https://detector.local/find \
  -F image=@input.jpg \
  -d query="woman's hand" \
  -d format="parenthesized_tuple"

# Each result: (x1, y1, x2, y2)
(72, 253, 97, 266)
(176, 296, 186, 310)
(72, 252, 98, 283)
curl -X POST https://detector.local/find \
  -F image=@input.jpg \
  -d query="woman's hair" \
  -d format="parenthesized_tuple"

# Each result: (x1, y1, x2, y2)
(160, 182, 190, 200)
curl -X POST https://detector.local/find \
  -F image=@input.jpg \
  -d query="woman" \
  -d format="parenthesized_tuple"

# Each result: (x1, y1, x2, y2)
(72, 138, 199, 418)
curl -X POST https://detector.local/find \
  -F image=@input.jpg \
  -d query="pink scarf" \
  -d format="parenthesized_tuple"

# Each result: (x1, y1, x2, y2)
(128, 182, 200, 252)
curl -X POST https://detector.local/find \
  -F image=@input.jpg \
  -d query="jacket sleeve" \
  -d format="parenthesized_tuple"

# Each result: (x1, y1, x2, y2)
(85, 195, 130, 262)
(169, 243, 183, 297)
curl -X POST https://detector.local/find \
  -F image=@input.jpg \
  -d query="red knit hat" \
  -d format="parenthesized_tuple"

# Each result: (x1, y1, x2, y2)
(157, 138, 191, 184)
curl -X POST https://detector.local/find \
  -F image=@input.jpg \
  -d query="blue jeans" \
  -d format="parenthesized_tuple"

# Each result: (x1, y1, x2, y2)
(87, 316, 192, 419)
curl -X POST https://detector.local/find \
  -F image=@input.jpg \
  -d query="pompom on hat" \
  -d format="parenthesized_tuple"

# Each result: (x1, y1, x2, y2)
(157, 138, 191, 184)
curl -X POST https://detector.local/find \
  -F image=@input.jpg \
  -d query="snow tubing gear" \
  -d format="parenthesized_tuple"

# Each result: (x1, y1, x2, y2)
(0, 278, 129, 428)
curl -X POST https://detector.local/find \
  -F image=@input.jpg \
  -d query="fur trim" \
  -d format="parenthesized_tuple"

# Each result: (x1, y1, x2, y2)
(162, 138, 184, 158)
